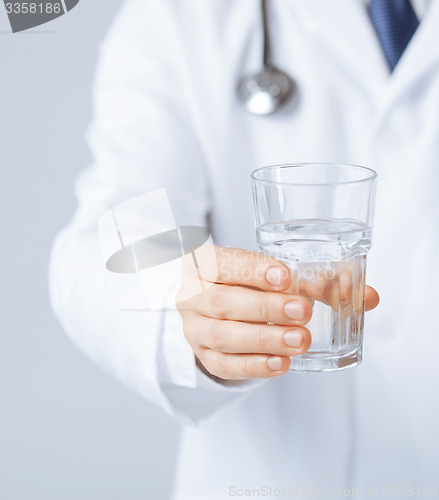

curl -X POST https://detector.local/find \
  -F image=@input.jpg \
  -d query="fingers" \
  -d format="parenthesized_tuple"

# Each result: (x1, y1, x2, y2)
(283, 261, 379, 313)
(365, 286, 380, 311)
(193, 246, 293, 292)
(296, 267, 354, 309)
(186, 284, 313, 325)
(182, 296, 313, 380)
(196, 349, 291, 380)
(181, 246, 380, 314)
(179, 270, 376, 324)
(191, 315, 311, 356)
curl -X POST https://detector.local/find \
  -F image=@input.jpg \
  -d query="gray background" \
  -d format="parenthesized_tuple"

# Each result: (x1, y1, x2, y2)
(0, 2, 180, 499)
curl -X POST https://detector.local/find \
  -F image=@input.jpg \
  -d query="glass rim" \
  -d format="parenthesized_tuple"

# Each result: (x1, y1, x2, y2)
(251, 163, 377, 187)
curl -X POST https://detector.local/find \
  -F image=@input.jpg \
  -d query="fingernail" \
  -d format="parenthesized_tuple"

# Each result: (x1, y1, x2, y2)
(283, 330, 304, 348)
(284, 300, 306, 320)
(266, 266, 285, 286)
(267, 356, 284, 371)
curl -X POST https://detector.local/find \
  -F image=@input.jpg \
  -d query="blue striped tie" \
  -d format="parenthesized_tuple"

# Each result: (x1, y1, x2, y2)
(369, 0, 419, 72)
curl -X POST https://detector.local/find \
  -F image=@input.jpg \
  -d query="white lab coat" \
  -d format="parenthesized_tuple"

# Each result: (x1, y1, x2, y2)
(49, 0, 439, 498)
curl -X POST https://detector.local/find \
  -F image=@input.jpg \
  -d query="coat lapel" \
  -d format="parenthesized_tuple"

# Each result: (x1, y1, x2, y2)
(371, 0, 439, 128)
(291, 0, 389, 97)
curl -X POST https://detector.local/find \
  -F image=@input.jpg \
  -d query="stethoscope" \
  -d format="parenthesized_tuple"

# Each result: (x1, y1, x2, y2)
(237, 0, 297, 115)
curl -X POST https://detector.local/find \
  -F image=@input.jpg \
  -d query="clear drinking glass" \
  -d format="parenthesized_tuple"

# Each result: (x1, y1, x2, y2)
(251, 163, 377, 372)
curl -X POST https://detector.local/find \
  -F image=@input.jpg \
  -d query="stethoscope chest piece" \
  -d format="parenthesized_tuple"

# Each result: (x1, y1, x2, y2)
(237, 0, 297, 116)
(237, 66, 296, 116)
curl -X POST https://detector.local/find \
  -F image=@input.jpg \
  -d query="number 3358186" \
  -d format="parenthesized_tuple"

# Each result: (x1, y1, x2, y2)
(5, 3, 62, 14)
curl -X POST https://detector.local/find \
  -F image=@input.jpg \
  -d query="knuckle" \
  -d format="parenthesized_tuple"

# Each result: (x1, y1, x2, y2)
(255, 326, 268, 352)
(256, 294, 271, 322)
(196, 350, 224, 379)
(206, 322, 225, 351)
(182, 321, 195, 344)
(180, 314, 202, 349)
(212, 353, 228, 378)
(193, 345, 205, 361)
(243, 356, 258, 378)
(176, 283, 197, 311)
(207, 287, 227, 318)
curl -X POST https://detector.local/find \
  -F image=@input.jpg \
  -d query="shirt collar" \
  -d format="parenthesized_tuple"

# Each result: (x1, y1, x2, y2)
(362, 0, 431, 19)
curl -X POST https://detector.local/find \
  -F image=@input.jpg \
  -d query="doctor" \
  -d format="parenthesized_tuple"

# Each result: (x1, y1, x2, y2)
(50, 0, 439, 498)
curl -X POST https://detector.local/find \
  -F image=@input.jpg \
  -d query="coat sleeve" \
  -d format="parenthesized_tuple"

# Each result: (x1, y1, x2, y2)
(49, 0, 264, 427)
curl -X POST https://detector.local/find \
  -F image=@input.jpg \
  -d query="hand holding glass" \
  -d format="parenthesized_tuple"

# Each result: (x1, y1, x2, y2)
(252, 163, 377, 372)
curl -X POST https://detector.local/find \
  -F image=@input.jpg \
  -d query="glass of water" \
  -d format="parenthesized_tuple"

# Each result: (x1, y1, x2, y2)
(251, 163, 377, 372)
